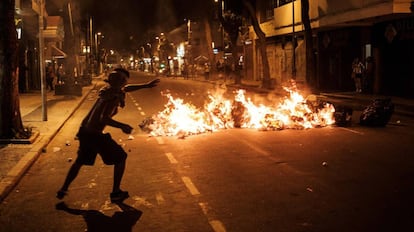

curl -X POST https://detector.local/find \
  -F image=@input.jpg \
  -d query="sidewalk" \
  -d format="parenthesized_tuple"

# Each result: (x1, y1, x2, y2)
(317, 91, 414, 117)
(0, 76, 104, 202)
(1, 72, 414, 202)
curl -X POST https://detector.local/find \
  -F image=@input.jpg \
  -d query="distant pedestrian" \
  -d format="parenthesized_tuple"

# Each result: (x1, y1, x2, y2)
(46, 62, 55, 91)
(56, 68, 160, 203)
(216, 59, 224, 79)
(352, 57, 364, 93)
(204, 62, 210, 80)
(224, 63, 231, 82)
(56, 64, 65, 84)
(182, 62, 189, 79)
(190, 64, 196, 79)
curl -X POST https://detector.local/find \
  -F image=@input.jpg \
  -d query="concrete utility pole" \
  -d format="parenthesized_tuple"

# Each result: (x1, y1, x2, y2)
(39, 0, 47, 121)
(292, 0, 296, 79)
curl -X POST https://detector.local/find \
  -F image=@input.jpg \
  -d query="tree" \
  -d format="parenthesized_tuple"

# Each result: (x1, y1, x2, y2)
(158, 33, 175, 75)
(0, 0, 28, 139)
(203, 17, 215, 68)
(218, 0, 272, 89)
(217, 0, 243, 85)
(242, 0, 272, 89)
(301, 0, 316, 89)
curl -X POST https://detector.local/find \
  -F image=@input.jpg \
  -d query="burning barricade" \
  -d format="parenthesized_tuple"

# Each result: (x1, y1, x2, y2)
(140, 87, 336, 137)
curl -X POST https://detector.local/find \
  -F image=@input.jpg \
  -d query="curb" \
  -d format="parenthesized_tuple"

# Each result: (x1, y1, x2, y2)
(319, 93, 414, 117)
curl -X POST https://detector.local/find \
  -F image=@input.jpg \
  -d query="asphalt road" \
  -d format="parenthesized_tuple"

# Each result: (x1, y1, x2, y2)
(1, 72, 414, 232)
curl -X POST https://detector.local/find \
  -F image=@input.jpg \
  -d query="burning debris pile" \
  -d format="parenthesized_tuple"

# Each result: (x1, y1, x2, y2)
(140, 86, 336, 137)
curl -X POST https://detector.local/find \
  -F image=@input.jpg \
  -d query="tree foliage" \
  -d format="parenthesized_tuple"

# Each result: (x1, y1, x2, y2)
(218, 0, 272, 88)
(217, 3, 243, 85)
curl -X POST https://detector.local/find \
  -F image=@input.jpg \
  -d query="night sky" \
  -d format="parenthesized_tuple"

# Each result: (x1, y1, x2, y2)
(79, 0, 214, 49)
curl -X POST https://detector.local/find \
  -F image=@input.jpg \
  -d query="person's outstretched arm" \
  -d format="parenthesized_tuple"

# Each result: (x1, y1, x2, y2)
(123, 79, 160, 92)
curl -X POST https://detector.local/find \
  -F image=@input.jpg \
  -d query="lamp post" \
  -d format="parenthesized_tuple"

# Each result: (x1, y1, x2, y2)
(95, 32, 102, 74)
(82, 45, 90, 84)
(38, 0, 47, 120)
(214, 0, 225, 51)
(86, 17, 93, 78)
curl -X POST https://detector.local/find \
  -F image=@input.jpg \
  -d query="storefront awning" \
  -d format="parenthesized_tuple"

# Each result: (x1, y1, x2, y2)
(51, 45, 67, 59)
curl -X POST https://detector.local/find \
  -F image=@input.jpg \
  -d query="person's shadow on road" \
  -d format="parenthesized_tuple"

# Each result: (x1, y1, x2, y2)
(56, 201, 142, 232)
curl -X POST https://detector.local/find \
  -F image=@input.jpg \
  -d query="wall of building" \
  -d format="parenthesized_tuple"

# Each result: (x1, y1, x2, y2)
(373, 16, 414, 97)
(252, 0, 414, 97)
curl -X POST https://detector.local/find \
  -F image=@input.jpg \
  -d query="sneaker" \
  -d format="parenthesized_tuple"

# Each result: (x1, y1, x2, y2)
(56, 190, 67, 200)
(110, 190, 129, 203)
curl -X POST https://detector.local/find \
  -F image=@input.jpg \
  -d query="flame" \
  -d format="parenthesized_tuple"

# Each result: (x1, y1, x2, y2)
(142, 86, 336, 137)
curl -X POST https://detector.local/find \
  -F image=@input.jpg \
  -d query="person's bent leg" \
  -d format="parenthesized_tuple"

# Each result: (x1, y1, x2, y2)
(57, 162, 83, 199)
(110, 159, 129, 202)
(104, 137, 129, 202)
(113, 159, 126, 193)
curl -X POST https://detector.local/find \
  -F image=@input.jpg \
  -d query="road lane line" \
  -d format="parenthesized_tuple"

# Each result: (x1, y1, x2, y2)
(209, 220, 226, 232)
(140, 111, 146, 116)
(241, 140, 270, 156)
(199, 202, 209, 215)
(132, 196, 154, 208)
(339, 127, 364, 135)
(240, 137, 310, 175)
(155, 137, 164, 144)
(155, 192, 165, 205)
(165, 152, 178, 164)
(181, 176, 200, 195)
(199, 203, 227, 232)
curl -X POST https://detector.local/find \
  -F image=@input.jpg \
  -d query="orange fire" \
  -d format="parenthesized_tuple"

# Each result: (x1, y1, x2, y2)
(142, 86, 335, 137)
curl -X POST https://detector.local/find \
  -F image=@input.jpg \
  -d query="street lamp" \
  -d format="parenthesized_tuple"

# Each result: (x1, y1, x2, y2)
(82, 45, 90, 55)
(95, 32, 103, 74)
(82, 45, 91, 84)
(95, 32, 101, 55)
(146, 43, 154, 73)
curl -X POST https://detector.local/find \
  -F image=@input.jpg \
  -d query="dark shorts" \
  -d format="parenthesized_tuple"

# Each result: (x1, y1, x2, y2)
(76, 127, 127, 165)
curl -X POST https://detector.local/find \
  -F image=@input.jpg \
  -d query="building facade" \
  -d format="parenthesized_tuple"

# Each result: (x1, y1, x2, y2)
(250, 0, 414, 97)
(15, 0, 84, 92)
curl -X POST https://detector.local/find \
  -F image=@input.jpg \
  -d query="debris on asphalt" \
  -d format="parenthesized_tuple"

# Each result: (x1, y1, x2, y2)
(333, 105, 353, 127)
(360, 98, 394, 127)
